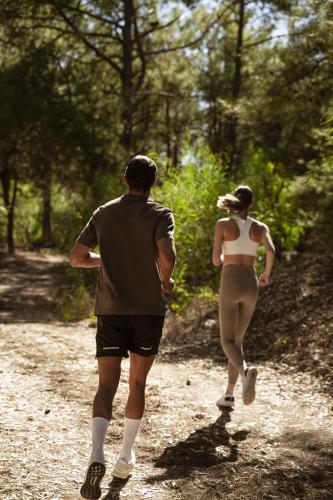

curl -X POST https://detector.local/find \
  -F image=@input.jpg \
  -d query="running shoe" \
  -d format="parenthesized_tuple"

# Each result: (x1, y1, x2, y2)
(112, 450, 136, 479)
(216, 394, 235, 408)
(80, 461, 105, 499)
(242, 367, 258, 405)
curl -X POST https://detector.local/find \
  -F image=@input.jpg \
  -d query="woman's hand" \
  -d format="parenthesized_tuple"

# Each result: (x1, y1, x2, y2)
(161, 277, 175, 294)
(258, 273, 270, 287)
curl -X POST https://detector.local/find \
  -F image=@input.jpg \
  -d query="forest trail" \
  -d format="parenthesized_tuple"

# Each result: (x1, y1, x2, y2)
(0, 254, 332, 500)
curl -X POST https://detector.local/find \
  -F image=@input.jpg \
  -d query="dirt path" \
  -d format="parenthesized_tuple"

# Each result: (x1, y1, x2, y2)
(0, 254, 332, 499)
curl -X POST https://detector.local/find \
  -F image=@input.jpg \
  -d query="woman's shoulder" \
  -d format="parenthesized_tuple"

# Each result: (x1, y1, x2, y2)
(216, 217, 233, 226)
(249, 216, 268, 229)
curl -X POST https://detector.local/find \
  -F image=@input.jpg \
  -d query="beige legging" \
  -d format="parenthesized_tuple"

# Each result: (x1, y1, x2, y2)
(219, 265, 258, 386)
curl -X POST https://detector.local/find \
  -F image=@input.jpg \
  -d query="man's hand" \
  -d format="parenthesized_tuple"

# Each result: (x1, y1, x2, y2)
(70, 242, 101, 268)
(258, 273, 270, 287)
(157, 237, 176, 294)
(161, 277, 175, 294)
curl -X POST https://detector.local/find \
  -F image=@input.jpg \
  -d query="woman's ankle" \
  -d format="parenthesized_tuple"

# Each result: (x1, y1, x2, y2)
(226, 384, 235, 395)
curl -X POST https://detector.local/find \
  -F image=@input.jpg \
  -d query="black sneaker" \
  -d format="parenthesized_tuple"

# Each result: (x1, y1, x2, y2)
(80, 461, 105, 499)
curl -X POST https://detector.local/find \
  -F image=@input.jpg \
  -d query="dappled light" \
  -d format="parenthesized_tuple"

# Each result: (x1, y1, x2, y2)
(1, 0, 332, 498)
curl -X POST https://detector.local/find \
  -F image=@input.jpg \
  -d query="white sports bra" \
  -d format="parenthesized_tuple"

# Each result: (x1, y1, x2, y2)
(222, 216, 259, 257)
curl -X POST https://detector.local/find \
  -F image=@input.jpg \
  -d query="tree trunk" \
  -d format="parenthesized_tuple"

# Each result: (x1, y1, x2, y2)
(232, 0, 244, 101)
(172, 140, 179, 169)
(121, 0, 134, 149)
(226, 0, 245, 172)
(7, 178, 18, 254)
(209, 101, 223, 155)
(172, 130, 181, 169)
(42, 180, 53, 246)
(1, 166, 17, 254)
(166, 96, 171, 168)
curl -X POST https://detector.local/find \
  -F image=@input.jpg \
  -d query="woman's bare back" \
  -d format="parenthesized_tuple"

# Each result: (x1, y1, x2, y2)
(220, 216, 264, 266)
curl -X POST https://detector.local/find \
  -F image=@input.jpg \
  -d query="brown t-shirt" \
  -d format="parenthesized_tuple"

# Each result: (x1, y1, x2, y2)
(77, 194, 175, 316)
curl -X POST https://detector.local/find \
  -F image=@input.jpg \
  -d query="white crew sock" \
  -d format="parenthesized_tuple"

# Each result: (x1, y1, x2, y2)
(118, 417, 142, 462)
(89, 417, 109, 465)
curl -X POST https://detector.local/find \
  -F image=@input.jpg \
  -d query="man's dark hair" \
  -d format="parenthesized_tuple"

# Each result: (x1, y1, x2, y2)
(125, 155, 157, 192)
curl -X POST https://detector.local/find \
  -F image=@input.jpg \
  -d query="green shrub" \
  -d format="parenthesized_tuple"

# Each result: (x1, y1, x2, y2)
(293, 155, 333, 248)
(155, 148, 230, 309)
(240, 148, 304, 252)
(52, 171, 124, 252)
(56, 265, 96, 321)
(155, 147, 304, 311)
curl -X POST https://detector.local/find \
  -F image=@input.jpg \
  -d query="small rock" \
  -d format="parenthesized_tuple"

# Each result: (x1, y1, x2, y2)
(204, 319, 217, 329)
(45, 409, 50, 415)
(186, 380, 191, 386)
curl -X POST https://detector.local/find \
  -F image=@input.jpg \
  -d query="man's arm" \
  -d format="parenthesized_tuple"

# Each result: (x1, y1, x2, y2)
(70, 241, 101, 268)
(156, 238, 176, 293)
(258, 224, 275, 286)
(212, 221, 224, 266)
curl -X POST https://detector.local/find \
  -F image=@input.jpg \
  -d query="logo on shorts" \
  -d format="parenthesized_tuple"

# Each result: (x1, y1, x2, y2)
(140, 346, 153, 350)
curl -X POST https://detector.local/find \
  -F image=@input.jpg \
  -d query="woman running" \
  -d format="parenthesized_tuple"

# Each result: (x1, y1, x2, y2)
(212, 185, 275, 407)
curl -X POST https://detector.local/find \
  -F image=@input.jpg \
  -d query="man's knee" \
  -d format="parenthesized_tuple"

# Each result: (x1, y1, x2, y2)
(97, 382, 118, 397)
(129, 376, 147, 392)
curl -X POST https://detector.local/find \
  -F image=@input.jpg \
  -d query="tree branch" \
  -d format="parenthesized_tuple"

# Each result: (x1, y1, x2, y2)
(53, 4, 122, 75)
(133, 12, 146, 94)
(244, 33, 288, 49)
(144, 0, 239, 57)
(64, 3, 123, 27)
(137, 13, 182, 39)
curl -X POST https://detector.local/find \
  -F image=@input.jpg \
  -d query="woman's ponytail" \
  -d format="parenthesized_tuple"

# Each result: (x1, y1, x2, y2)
(217, 193, 243, 211)
(217, 185, 253, 212)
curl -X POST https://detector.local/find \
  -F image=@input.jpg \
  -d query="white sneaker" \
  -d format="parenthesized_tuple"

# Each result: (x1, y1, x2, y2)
(242, 367, 258, 405)
(216, 394, 235, 408)
(112, 450, 136, 479)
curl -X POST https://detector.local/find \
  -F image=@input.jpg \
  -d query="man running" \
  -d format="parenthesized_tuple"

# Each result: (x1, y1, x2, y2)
(70, 155, 176, 499)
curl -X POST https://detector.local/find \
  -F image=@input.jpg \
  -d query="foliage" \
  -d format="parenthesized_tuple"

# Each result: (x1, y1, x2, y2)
(153, 146, 304, 310)
(293, 155, 333, 249)
(240, 148, 305, 252)
(48, 171, 124, 252)
(0, 0, 332, 312)
(155, 148, 229, 309)
(56, 265, 96, 321)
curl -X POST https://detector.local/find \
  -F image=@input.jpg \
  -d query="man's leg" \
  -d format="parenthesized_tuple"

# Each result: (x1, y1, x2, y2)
(117, 353, 155, 462)
(112, 315, 163, 478)
(93, 356, 122, 419)
(81, 356, 122, 499)
(126, 352, 155, 418)
(90, 356, 122, 463)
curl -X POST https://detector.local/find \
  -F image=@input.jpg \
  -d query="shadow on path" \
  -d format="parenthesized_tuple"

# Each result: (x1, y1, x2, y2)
(148, 407, 249, 483)
(103, 477, 130, 499)
(0, 253, 66, 323)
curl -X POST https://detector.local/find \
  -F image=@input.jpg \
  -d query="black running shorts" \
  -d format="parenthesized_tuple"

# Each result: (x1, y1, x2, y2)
(96, 315, 165, 358)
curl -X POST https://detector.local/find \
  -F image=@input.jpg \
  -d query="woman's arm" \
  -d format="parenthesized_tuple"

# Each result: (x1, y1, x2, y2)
(258, 224, 275, 286)
(212, 221, 224, 266)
